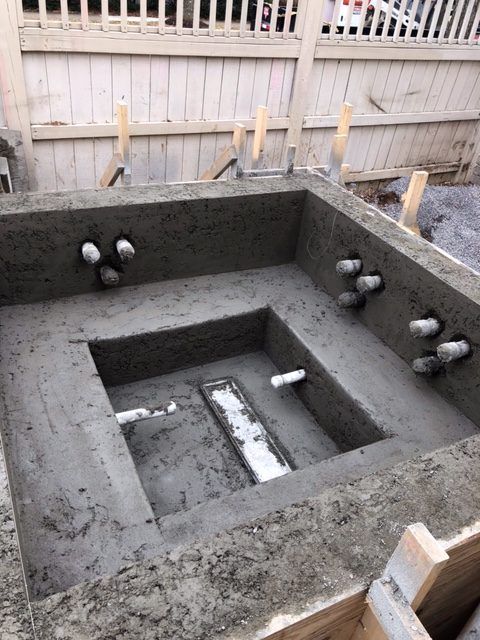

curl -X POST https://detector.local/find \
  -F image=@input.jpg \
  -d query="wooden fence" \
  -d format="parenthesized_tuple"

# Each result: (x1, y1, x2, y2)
(1, 0, 480, 191)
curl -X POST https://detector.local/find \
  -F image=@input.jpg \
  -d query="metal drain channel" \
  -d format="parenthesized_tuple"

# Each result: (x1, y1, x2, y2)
(201, 378, 292, 484)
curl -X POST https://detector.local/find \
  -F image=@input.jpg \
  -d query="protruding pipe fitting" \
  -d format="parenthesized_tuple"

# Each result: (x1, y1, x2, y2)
(412, 356, 443, 376)
(336, 259, 362, 277)
(116, 401, 176, 426)
(356, 275, 383, 293)
(81, 241, 101, 264)
(271, 369, 306, 389)
(100, 265, 120, 287)
(409, 318, 441, 338)
(338, 291, 366, 309)
(437, 340, 470, 363)
(116, 238, 135, 263)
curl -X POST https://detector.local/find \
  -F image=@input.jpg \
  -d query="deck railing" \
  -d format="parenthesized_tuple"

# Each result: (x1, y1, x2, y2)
(23, 0, 304, 38)
(20, 0, 480, 46)
(320, 0, 480, 45)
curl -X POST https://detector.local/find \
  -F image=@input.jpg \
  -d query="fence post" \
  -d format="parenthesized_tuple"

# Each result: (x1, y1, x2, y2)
(0, 0, 36, 190)
(285, 0, 325, 164)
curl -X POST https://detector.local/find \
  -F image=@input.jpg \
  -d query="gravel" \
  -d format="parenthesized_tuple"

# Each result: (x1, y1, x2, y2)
(365, 177, 480, 274)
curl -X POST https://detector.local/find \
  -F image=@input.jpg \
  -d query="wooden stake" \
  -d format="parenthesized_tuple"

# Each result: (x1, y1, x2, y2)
(326, 134, 348, 184)
(252, 105, 268, 169)
(99, 152, 125, 187)
(200, 145, 238, 181)
(399, 171, 428, 235)
(232, 123, 247, 178)
(285, 144, 296, 175)
(337, 102, 353, 137)
(351, 523, 448, 640)
(116, 100, 131, 186)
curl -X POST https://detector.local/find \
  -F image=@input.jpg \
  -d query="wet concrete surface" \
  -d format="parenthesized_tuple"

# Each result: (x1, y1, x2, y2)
(0, 174, 479, 638)
(108, 352, 341, 519)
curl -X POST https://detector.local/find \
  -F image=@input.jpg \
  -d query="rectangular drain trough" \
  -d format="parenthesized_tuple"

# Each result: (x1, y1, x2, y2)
(201, 378, 292, 484)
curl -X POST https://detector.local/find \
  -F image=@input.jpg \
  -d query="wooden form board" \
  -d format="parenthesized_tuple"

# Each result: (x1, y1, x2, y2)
(260, 525, 480, 640)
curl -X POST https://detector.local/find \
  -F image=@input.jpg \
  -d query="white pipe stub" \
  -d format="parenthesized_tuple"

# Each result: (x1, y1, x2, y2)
(100, 265, 120, 287)
(336, 259, 362, 277)
(409, 318, 441, 338)
(437, 340, 470, 363)
(81, 241, 101, 265)
(116, 401, 177, 426)
(116, 238, 135, 263)
(356, 275, 383, 293)
(271, 369, 306, 389)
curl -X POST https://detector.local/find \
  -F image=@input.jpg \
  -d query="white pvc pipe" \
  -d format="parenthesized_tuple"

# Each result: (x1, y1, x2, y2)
(116, 401, 177, 426)
(412, 356, 442, 375)
(100, 265, 120, 286)
(271, 369, 306, 389)
(356, 275, 383, 293)
(437, 340, 470, 363)
(338, 291, 366, 308)
(116, 238, 135, 262)
(409, 318, 441, 338)
(336, 259, 362, 277)
(81, 241, 101, 264)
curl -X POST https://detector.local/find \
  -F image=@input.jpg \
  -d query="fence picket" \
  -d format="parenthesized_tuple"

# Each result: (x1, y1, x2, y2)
(61, 0, 69, 29)
(209, 0, 217, 36)
(140, 0, 147, 33)
(438, 0, 455, 43)
(458, 1, 475, 43)
(329, 0, 342, 39)
(254, 0, 264, 36)
(404, 0, 421, 40)
(193, 0, 201, 35)
(448, 0, 466, 43)
(393, 0, 408, 41)
(342, 0, 356, 40)
(283, 0, 294, 37)
(381, 0, 394, 41)
(368, 0, 383, 41)
(224, 0, 233, 35)
(269, 0, 280, 37)
(356, 0, 369, 41)
(120, 0, 128, 32)
(467, 3, 480, 45)
(427, 0, 443, 43)
(177, 0, 184, 35)
(38, 0, 48, 28)
(80, 0, 89, 30)
(415, 0, 432, 42)
(158, 0, 165, 34)
(240, 0, 249, 35)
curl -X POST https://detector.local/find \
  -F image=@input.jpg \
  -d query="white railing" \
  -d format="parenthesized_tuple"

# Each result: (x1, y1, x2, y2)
(23, 0, 304, 38)
(319, 0, 480, 45)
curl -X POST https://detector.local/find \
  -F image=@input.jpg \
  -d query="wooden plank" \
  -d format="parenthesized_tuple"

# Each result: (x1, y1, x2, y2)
(99, 152, 124, 186)
(38, 0, 48, 28)
(337, 102, 353, 136)
(158, 0, 165, 34)
(116, 100, 131, 184)
(176, 0, 183, 35)
(192, 0, 200, 35)
(140, 0, 147, 34)
(30, 108, 480, 141)
(200, 144, 237, 179)
(283, 0, 294, 38)
(252, 104, 268, 168)
(438, 0, 455, 43)
(346, 162, 460, 182)
(209, 0, 217, 36)
(232, 122, 247, 176)
(448, 0, 466, 44)
(254, 0, 263, 36)
(398, 170, 428, 234)
(60, 0, 69, 29)
(224, 0, 233, 35)
(325, 133, 347, 183)
(80, 0, 89, 30)
(269, 0, 280, 38)
(312, 42, 480, 61)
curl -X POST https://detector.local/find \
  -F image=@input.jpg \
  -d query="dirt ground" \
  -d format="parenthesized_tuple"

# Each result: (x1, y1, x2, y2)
(359, 178, 480, 274)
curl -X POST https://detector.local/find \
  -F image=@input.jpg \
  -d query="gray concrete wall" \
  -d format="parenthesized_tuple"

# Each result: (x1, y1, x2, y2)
(0, 181, 306, 305)
(296, 181, 480, 427)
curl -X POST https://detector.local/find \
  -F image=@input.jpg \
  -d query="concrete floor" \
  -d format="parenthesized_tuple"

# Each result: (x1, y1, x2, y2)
(108, 352, 341, 518)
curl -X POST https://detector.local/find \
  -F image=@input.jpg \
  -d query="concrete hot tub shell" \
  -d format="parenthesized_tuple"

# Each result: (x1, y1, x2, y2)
(0, 175, 479, 638)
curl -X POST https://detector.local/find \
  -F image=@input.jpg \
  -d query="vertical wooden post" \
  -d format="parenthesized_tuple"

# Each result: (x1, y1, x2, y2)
(232, 123, 246, 178)
(399, 171, 428, 235)
(337, 102, 353, 137)
(285, 144, 296, 175)
(0, 0, 36, 190)
(326, 134, 348, 184)
(285, 0, 325, 164)
(252, 105, 268, 169)
(116, 100, 132, 186)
